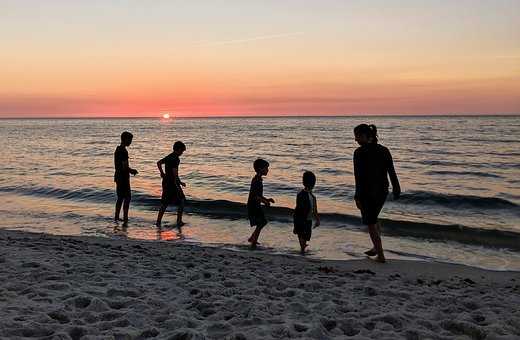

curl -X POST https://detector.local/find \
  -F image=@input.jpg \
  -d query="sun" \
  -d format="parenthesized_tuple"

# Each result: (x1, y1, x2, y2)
(162, 113, 170, 119)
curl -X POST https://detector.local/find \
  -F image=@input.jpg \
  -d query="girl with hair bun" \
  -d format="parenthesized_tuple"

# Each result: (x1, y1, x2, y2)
(353, 124, 401, 263)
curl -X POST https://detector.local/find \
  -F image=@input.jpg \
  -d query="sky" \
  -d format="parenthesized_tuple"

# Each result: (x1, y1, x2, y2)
(1, 0, 519, 117)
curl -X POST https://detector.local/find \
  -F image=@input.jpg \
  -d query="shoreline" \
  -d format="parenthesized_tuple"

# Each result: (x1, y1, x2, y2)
(1, 229, 519, 339)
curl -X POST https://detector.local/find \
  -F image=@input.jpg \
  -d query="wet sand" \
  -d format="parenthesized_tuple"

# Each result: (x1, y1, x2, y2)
(1, 229, 519, 339)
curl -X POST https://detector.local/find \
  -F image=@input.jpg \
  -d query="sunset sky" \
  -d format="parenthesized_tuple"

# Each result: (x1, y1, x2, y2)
(1, 0, 519, 117)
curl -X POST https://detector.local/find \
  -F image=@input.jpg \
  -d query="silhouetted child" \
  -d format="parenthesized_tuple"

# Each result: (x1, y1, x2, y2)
(247, 158, 275, 249)
(293, 171, 320, 254)
(353, 124, 400, 263)
(114, 131, 138, 225)
(156, 141, 187, 228)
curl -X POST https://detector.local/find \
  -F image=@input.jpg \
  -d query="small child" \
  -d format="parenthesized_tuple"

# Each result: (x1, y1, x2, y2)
(293, 171, 320, 254)
(114, 131, 138, 225)
(247, 159, 275, 249)
(156, 141, 187, 228)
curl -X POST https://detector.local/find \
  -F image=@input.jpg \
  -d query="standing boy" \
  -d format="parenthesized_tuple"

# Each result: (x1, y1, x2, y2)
(293, 171, 320, 254)
(114, 131, 138, 225)
(247, 158, 275, 249)
(156, 141, 187, 227)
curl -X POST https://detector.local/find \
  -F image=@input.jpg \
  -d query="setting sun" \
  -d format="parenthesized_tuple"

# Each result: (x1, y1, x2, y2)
(162, 113, 170, 119)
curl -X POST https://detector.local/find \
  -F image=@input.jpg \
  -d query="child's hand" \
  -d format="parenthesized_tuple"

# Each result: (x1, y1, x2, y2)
(314, 219, 320, 228)
(130, 169, 138, 176)
(268, 198, 275, 204)
(180, 181, 187, 187)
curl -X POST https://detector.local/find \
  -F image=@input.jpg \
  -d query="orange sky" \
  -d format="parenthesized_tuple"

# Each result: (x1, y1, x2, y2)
(1, 1, 519, 117)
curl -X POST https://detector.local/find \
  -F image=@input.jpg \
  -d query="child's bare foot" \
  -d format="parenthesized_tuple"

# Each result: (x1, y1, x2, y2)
(177, 221, 185, 227)
(375, 256, 386, 263)
(364, 248, 377, 256)
(247, 237, 260, 244)
(114, 217, 123, 222)
(248, 237, 260, 249)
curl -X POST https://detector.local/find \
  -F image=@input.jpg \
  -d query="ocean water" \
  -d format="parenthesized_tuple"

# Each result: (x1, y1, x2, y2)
(1, 116, 519, 270)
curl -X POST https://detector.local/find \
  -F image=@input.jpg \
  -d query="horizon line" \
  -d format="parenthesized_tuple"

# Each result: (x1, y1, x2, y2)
(1, 113, 519, 120)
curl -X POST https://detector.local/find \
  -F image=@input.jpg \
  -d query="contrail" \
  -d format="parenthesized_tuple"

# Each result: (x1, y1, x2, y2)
(197, 32, 304, 47)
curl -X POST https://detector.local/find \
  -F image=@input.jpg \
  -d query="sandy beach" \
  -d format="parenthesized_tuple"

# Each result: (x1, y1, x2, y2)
(1, 229, 519, 340)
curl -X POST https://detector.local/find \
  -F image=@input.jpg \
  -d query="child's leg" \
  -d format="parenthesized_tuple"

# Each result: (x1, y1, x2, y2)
(298, 235, 307, 254)
(176, 199, 185, 226)
(248, 226, 262, 245)
(367, 223, 385, 262)
(364, 248, 377, 256)
(122, 197, 131, 224)
(115, 197, 124, 221)
(365, 222, 382, 256)
(156, 203, 168, 226)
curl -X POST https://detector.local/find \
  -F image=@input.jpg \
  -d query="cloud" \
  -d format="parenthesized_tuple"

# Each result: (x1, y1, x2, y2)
(196, 32, 304, 47)
(0, 94, 112, 117)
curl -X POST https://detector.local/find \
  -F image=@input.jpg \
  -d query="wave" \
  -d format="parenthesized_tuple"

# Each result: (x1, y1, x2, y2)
(1, 184, 520, 250)
(425, 170, 503, 179)
(418, 159, 520, 169)
(398, 190, 519, 210)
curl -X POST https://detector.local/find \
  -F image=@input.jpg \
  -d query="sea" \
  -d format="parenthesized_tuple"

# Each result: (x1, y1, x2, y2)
(1, 116, 519, 270)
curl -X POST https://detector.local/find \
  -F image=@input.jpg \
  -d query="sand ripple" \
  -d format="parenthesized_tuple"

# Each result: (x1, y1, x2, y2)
(0, 230, 519, 339)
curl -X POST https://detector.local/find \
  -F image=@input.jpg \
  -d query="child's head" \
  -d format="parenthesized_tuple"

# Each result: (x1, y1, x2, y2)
(302, 171, 316, 190)
(173, 141, 186, 155)
(253, 158, 269, 176)
(121, 131, 133, 146)
(354, 124, 378, 145)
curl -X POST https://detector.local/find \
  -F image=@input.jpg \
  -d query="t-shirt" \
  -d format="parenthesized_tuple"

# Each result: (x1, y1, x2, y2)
(114, 145, 129, 182)
(307, 191, 316, 221)
(353, 143, 400, 200)
(161, 152, 180, 183)
(294, 189, 316, 222)
(247, 175, 263, 208)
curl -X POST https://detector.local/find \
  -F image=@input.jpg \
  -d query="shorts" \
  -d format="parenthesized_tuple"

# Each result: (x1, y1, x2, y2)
(161, 180, 186, 205)
(293, 219, 312, 241)
(359, 193, 387, 225)
(116, 179, 131, 199)
(248, 205, 267, 228)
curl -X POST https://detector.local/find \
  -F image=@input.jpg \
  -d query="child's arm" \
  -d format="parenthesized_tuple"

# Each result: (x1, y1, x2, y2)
(122, 159, 138, 176)
(128, 160, 138, 176)
(171, 167, 186, 187)
(313, 196, 320, 227)
(386, 149, 401, 199)
(353, 149, 363, 209)
(258, 195, 275, 206)
(157, 159, 165, 178)
(177, 170, 186, 187)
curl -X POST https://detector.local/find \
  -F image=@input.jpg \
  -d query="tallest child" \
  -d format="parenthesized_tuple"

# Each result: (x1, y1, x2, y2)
(114, 131, 138, 225)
